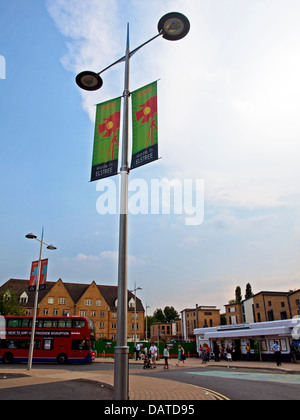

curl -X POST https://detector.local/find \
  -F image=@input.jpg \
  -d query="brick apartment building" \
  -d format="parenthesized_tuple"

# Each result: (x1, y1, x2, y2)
(225, 289, 300, 325)
(181, 306, 221, 341)
(0, 278, 145, 341)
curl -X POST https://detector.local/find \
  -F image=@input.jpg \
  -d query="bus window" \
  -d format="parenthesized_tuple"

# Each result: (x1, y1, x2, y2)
(73, 319, 86, 329)
(43, 320, 53, 328)
(7, 319, 22, 328)
(58, 319, 72, 329)
(36, 319, 44, 328)
(21, 318, 31, 328)
(90, 338, 96, 352)
(72, 340, 89, 350)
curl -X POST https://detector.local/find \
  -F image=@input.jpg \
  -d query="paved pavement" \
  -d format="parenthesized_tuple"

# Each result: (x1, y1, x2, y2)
(0, 357, 299, 400)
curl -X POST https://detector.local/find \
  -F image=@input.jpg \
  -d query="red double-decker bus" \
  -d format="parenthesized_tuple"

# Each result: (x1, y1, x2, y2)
(0, 316, 96, 364)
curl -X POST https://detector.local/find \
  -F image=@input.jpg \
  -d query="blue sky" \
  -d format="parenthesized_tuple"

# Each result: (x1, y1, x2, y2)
(1, 0, 300, 315)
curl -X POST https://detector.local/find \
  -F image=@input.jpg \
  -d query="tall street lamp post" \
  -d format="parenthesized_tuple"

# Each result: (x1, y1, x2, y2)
(25, 229, 56, 370)
(76, 12, 190, 400)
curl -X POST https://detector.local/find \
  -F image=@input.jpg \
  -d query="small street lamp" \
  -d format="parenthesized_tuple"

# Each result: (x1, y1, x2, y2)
(130, 284, 142, 349)
(145, 304, 150, 341)
(26, 228, 56, 370)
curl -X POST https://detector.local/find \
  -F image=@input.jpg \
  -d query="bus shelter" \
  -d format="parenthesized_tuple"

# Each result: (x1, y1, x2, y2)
(194, 319, 299, 362)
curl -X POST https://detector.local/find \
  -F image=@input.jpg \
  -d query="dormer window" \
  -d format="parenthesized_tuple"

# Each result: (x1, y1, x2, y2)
(129, 298, 135, 308)
(19, 291, 28, 305)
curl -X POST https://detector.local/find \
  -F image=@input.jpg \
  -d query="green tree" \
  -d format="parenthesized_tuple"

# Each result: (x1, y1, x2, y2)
(235, 286, 242, 303)
(0, 289, 25, 316)
(152, 308, 165, 322)
(163, 306, 180, 323)
(245, 283, 254, 300)
(152, 306, 180, 323)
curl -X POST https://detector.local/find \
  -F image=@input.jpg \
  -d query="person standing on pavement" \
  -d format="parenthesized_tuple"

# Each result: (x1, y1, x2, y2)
(246, 343, 251, 361)
(149, 342, 158, 368)
(271, 341, 282, 366)
(135, 343, 141, 360)
(213, 342, 220, 362)
(290, 342, 297, 364)
(176, 345, 186, 366)
(163, 344, 170, 369)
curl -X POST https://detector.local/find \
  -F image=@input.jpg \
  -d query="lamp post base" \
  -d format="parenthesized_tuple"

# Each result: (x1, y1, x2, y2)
(113, 346, 129, 400)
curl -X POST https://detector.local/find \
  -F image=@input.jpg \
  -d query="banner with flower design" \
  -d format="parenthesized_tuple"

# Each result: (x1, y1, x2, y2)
(131, 81, 158, 169)
(91, 97, 121, 181)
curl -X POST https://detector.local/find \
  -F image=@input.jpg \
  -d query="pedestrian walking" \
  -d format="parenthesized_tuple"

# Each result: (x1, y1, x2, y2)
(201, 345, 207, 364)
(246, 343, 251, 361)
(149, 342, 157, 368)
(290, 342, 297, 364)
(213, 342, 220, 362)
(135, 343, 141, 360)
(163, 344, 170, 369)
(176, 345, 186, 366)
(271, 341, 282, 366)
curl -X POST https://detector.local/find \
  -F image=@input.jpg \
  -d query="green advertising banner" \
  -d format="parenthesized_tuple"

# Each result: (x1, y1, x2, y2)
(131, 81, 158, 169)
(91, 97, 121, 181)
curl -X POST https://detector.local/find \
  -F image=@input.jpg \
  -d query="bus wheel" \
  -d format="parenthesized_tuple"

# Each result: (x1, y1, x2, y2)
(2, 352, 13, 364)
(57, 353, 68, 364)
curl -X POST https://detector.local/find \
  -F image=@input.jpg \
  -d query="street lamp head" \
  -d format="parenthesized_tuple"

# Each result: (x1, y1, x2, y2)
(75, 71, 103, 91)
(46, 244, 57, 250)
(25, 233, 37, 240)
(158, 12, 190, 41)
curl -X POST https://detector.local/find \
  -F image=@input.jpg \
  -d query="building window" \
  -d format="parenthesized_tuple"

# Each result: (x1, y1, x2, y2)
(111, 323, 117, 329)
(85, 299, 92, 306)
(268, 301, 272, 307)
(58, 298, 66, 305)
(99, 323, 105, 329)
(111, 312, 117, 318)
(267, 310, 274, 321)
(43, 309, 49, 315)
(79, 310, 87, 316)
(52, 309, 58, 316)
(96, 299, 102, 306)
(91, 311, 96, 317)
(48, 297, 54, 304)
(280, 311, 288, 320)
(62, 310, 70, 316)
(100, 311, 105, 317)
(19, 292, 28, 304)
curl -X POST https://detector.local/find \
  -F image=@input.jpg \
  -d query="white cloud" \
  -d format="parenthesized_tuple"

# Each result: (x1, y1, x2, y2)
(101, 250, 146, 266)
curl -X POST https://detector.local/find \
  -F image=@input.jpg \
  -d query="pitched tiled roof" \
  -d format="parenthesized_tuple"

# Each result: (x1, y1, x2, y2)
(0, 279, 144, 312)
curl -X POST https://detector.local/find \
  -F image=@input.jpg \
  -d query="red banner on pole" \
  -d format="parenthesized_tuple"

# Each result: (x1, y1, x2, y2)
(29, 259, 48, 291)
